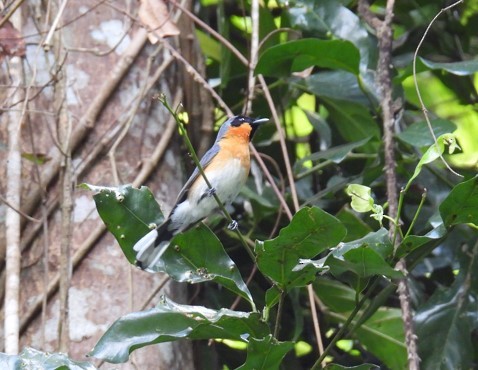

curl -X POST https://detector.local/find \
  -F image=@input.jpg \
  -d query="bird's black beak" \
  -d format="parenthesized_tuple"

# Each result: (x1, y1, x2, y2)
(249, 117, 269, 140)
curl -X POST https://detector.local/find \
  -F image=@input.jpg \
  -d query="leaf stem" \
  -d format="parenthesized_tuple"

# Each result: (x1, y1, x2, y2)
(404, 189, 427, 239)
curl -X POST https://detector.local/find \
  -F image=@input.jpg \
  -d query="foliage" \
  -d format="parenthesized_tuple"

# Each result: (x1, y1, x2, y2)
(84, 1, 478, 369)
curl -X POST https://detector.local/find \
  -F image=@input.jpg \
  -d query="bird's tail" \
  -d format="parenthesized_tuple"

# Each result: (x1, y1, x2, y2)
(134, 219, 174, 272)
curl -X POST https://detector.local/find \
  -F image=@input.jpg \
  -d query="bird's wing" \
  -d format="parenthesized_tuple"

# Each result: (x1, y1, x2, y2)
(174, 143, 220, 205)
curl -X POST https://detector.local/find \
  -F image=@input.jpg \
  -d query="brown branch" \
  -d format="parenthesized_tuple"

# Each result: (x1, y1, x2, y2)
(358, 1, 420, 369)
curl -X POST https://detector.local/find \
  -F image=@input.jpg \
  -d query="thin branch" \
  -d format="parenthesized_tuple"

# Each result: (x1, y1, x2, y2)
(244, 0, 260, 115)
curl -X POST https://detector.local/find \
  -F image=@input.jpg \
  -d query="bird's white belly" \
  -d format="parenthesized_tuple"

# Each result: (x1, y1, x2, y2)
(170, 158, 247, 232)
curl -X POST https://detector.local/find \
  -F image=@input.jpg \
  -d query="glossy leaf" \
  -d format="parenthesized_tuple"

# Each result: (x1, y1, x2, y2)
(415, 244, 478, 370)
(439, 175, 478, 227)
(421, 57, 478, 76)
(255, 207, 346, 291)
(84, 184, 164, 263)
(335, 208, 373, 242)
(396, 119, 456, 147)
(285, 0, 376, 69)
(0, 347, 96, 370)
(90, 297, 269, 364)
(236, 335, 294, 370)
(154, 224, 255, 309)
(255, 39, 360, 77)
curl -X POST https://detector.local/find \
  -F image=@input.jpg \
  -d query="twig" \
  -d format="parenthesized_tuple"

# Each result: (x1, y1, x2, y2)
(412, 0, 463, 178)
(0, 0, 25, 29)
(0, 193, 40, 223)
(244, 0, 260, 115)
(42, 0, 69, 50)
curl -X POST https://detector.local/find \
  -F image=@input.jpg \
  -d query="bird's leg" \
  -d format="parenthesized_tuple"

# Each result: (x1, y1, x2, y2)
(227, 219, 238, 230)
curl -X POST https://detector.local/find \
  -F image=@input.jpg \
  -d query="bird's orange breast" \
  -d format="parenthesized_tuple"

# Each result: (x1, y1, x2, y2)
(208, 133, 251, 173)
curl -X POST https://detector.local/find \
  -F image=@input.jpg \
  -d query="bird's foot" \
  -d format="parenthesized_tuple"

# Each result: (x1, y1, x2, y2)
(206, 187, 216, 197)
(227, 220, 238, 230)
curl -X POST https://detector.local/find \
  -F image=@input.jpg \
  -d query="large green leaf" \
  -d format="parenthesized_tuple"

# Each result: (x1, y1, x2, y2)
(84, 184, 164, 263)
(0, 347, 96, 370)
(322, 98, 380, 141)
(255, 39, 360, 77)
(396, 119, 456, 147)
(439, 175, 478, 227)
(90, 297, 270, 364)
(236, 335, 294, 370)
(315, 280, 407, 370)
(255, 207, 346, 291)
(285, 0, 376, 69)
(415, 243, 478, 370)
(303, 71, 370, 105)
(155, 224, 255, 309)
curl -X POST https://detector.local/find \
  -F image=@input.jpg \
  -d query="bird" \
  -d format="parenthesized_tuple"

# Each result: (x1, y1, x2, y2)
(134, 115, 269, 271)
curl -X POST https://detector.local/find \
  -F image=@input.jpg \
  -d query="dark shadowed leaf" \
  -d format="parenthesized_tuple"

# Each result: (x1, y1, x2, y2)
(396, 119, 456, 147)
(90, 297, 269, 363)
(439, 175, 478, 227)
(415, 243, 478, 370)
(236, 335, 294, 370)
(315, 280, 407, 370)
(154, 224, 255, 309)
(255, 39, 360, 77)
(421, 57, 478, 76)
(322, 98, 380, 141)
(84, 184, 164, 263)
(255, 207, 346, 291)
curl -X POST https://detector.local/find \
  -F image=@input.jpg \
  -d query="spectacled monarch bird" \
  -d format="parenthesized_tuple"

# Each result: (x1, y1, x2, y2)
(134, 115, 268, 271)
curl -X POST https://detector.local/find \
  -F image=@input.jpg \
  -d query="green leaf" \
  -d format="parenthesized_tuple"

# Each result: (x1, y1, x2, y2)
(335, 208, 373, 242)
(303, 71, 370, 105)
(90, 296, 270, 364)
(155, 224, 255, 309)
(255, 39, 360, 77)
(439, 175, 478, 227)
(255, 207, 346, 291)
(396, 119, 456, 147)
(0, 347, 96, 370)
(285, 0, 376, 69)
(395, 222, 446, 259)
(315, 280, 407, 370)
(322, 98, 380, 141)
(346, 184, 374, 213)
(421, 57, 478, 76)
(236, 335, 294, 370)
(404, 133, 460, 192)
(415, 244, 478, 370)
(86, 185, 164, 263)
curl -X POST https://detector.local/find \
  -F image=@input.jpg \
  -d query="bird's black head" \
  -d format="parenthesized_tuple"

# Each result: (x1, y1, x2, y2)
(229, 115, 269, 140)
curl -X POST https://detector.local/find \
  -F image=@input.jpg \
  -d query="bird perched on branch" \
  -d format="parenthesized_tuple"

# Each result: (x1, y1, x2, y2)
(134, 115, 268, 271)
